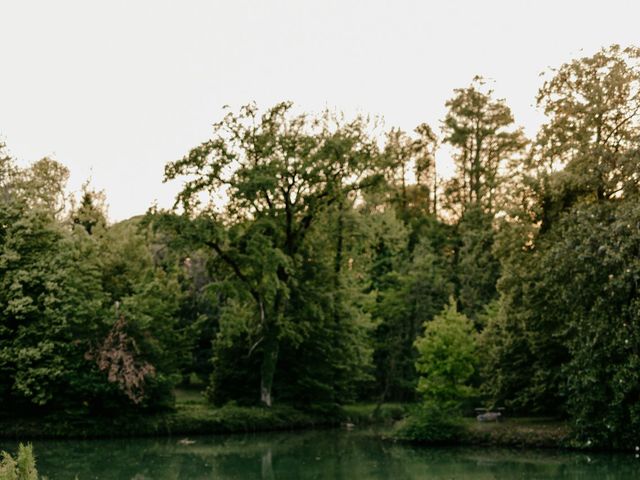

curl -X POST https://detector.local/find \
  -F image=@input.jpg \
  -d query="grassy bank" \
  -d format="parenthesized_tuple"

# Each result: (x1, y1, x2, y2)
(0, 391, 405, 440)
(0, 389, 572, 449)
(393, 415, 572, 449)
(460, 417, 571, 448)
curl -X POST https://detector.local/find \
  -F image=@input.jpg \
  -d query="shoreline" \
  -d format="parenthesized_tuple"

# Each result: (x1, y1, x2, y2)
(0, 403, 404, 441)
(391, 417, 640, 453)
(458, 417, 571, 449)
(0, 395, 593, 452)
(4, 406, 632, 453)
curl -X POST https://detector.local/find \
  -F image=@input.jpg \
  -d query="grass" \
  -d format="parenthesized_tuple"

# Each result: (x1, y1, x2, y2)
(341, 403, 407, 424)
(392, 414, 571, 449)
(0, 390, 572, 449)
(460, 417, 571, 448)
(0, 390, 408, 440)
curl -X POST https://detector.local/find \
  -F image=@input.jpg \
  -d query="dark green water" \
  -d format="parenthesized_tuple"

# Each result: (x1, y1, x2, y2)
(2, 428, 640, 479)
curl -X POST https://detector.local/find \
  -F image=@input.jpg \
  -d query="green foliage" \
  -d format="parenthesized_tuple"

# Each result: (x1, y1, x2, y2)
(442, 76, 527, 219)
(207, 203, 375, 407)
(164, 102, 383, 406)
(483, 225, 572, 414)
(275, 223, 375, 405)
(370, 233, 453, 401)
(0, 155, 186, 414)
(483, 45, 640, 446)
(541, 199, 640, 448)
(487, 197, 640, 445)
(3, 45, 640, 449)
(362, 156, 454, 403)
(535, 45, 640, 201)
(0, 205, 108, 409)
(393, 404, 464, 444)
(379, 125, 438, 218)
(455, 206, 500, 320)
(71, 183, 107, 235)
(12, 157, 69, 218)
(414, 299, 477, 410)
(0, 444, 38, 480)
(139, 213, 223, 386)
(440, 77, 525, 321)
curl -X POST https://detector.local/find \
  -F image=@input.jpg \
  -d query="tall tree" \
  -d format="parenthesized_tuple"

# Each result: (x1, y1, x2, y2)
(442, 76, 527, 218)
(364, 122, 450, 402)
(14, 157, 70, 218)
(442, 78, 527, 319)
(71, 182, 108, 235)
(485, 45, 640, 431)
(164, 102, 381, 406)
(380, 124, 438, 220)
(535, 45, 640, 228)
(0, 142, 16, 204)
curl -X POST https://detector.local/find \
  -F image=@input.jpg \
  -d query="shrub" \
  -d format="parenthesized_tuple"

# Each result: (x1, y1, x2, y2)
(394, 403, 464, 444)
(0, 444, 38, 480)
(414, 299, 477, 409)
(396, 300, 476, 443)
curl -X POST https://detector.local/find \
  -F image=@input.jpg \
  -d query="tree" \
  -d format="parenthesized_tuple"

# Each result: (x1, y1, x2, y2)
(0, 205, 108, 409)
(560, 199, 640, 448)
(483, 45, 640, 432)
(0, 149, 184, 412)
(164, 102, 382, 406)
(201, 185, 376, 407)
(491, 197, 640, 444)
(414, 299, 477, 410)
(0, 142, 17, 204)
(380, 124, 438, 219)
(356, 120, 455, 403)
(71, 182, 108, 234)
(271, 203, 375, 406)
(442, 76, 527, 218)
(365, 208, 413, 401)
(368, 219, 453, 402)
(455, 205, 501, 320)
(13, 157, 70, 218)
(91, 217, 187, 409)
(535, 45, 640, 206)
(440, 78, 528, 319)
(400, 297, 478, 444)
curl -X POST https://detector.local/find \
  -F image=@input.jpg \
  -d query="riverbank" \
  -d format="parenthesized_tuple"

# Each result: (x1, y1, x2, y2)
(0, 391, 405, 440)
(392, 415, 573, 449)
(460, 417, 571, 448)
(0, 390, 573, 449)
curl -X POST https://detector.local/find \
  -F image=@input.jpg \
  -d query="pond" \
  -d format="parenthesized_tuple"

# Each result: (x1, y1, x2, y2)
(2, 428, 639, 479)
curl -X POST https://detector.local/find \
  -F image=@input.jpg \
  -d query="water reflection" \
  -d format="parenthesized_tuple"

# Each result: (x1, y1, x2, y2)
(1, 428, 639, 479)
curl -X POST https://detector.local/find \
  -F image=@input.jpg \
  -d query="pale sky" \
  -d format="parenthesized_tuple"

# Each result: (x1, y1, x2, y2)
(1, 0, 639, 221)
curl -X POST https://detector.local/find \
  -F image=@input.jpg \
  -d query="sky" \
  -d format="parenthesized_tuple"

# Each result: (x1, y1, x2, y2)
(1, 0, 639, 221)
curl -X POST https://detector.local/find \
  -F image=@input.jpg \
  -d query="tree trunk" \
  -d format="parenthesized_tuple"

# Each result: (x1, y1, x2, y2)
(259, 265, 288, 407)
(261, 447, 275, 479)
(260, 323, 279, 407)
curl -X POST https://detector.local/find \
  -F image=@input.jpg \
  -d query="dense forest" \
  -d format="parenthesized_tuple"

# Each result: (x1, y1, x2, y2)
(1, 45, 639, 448)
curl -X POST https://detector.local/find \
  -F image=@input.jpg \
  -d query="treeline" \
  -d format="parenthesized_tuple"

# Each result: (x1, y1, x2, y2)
(1, 45, 639, 448)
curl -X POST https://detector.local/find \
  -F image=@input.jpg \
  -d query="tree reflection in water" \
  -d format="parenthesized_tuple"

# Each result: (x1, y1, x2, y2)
(1, 429, 639, 479)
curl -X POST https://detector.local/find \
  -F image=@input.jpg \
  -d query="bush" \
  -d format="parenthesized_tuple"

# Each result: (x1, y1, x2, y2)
(414, 299, 477, 409)
(0, 444, 38, 480)
(394, 403, 463, 444)
(395, 300, 476, 443)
